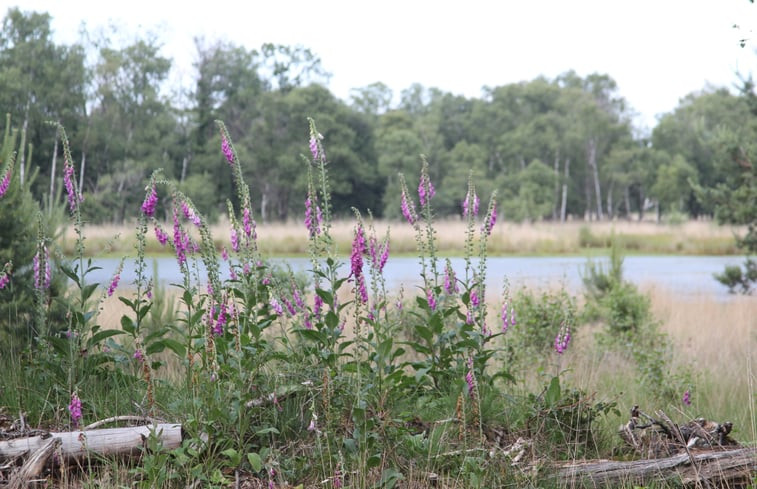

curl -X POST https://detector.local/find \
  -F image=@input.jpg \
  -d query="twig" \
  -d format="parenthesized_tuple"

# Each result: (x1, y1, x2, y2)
(82, 415, 163, 431)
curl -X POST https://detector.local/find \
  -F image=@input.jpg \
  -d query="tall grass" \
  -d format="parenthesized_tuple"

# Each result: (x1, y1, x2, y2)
(59, 218, 745, 258)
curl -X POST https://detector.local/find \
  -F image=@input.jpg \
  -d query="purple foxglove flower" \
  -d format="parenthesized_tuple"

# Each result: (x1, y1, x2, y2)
(554, 323, 571, 354)
(230, 228, 239, 252)
(0, 166, 11, 199)
(682, 390, 691, 406)
(470, 289, 480, 307)
(243, 207, 253, 237)
(154, 226, 168, 245)
(309, 136, 318, 160)
(141, 185, 158, 217)
(221, 135, 234, 166)
(313, 294, 323, 319)
(0, 262, 11, 290)
(172, 210, 187, 265)
(182, 201, 201, 226)
(418, 174, 436, 207)
(350, 227, 366, 279)
(483, 206, 497, 236)
(400, 190, 416, 225)
(282, 297, 296, 316)
(358, 277, 368, 303)
(107, 272, 120, 297)
(427, 289, 437, 311)
(68, 392, 82, 427)
(63, 159, 82, 213)
(465, 358, 475, 397)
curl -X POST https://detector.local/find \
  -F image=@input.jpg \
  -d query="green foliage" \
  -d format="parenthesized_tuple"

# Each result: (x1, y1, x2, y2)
(509, 287, 577, 360)
(582, 240, 682, 400)
(0, 115, 66, 348)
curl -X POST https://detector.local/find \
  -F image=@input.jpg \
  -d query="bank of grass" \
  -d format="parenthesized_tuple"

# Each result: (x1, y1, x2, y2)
(90, 284, 756, 440)
(59, 218, 745, 258)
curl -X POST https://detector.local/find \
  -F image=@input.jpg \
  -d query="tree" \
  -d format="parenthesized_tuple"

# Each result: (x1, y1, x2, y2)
(0, 7, 86, 202)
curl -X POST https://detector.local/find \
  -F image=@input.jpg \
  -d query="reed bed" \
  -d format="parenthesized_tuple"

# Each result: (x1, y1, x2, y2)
(60, 218, 745, 257)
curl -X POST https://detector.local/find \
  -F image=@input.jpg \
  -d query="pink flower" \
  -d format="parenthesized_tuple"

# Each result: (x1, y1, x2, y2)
(483, 205, 497, 236)
(141, 185, 158, 217)
(269, 297, 284, 316)
(230, 228, 239, 252)
(107, 272, 120, 297)
(427, 289, 437, 311)
(304, 197, 320, 237)
(0, 165, 11, 199)
(400, 189, 416, 225)
(133, 349, 144, 362)
(682, 390, 691, 406)
(221, 135, 234, 166)
(0, 262, 11, 290)
(309, 136, 318, 160)
(182, 201, 201, 226)
(172, 209, 187, 265)
(154, 226, 169, 245)
(462, 189, 480, 218)
(465, 358, 475, 397)
(68, 392, 82, 427)
(243, 207, 253, 238)
(63, 159, 82, 213)
(443, 264, 458, 294)
(418, 173, 436, 206)
(470, 289, 480, 307)
(554, 323, 571, 354)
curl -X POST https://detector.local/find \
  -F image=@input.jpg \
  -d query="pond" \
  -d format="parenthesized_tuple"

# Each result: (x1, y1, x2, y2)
(82, 255, 746, 299)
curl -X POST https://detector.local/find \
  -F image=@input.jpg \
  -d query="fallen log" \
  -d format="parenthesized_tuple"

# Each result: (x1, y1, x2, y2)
(0, 423, 183, 462)
(7, 437, 60, 489)
(554, 446, 757, 488)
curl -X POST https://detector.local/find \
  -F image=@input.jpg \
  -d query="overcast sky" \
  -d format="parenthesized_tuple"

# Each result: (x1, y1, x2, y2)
(10, 0, 757, 130)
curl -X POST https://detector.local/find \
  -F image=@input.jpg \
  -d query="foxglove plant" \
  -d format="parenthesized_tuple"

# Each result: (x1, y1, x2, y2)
(0, 261, 10, 290)
(0, 154, 13, 199)
(554, 322, 572, 354)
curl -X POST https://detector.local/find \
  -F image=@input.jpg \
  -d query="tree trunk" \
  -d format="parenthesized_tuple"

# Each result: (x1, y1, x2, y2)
(624, 186, 631, 219)
(553, 447, 756, 488)
(180, 156, 188, 183)
(606, 179, 615, 220)
(49, 134, 58, 213)
(552, 151, 560, 220)
(79, 153, 86, 196)
(560, 158, 570, 222)
(587, 138, 603, 220)
(0, 423, 183, 463)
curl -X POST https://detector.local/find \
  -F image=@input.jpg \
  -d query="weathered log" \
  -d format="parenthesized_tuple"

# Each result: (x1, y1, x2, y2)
(0, 423, 183, 462)
(7, 436, 60, 489)
(554, 446, 757, 488)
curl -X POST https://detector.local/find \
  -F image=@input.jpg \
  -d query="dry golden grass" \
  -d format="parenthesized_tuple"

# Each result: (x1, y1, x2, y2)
(59, 218, 745, 257)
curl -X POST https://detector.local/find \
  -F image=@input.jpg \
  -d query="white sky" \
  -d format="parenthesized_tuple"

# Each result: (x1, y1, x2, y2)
(8, 0, 757, 130)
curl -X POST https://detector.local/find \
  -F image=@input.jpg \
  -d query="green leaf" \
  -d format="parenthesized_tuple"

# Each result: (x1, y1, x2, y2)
(88, 329, 125, 347)
(81, 283, 99, 302)
(247, 452, 262, 472)
(120, 316, 135, 335)
(221, 448, 241, 466)
(315, 288, 333, 305)
(255, 427, 280, 436)
(545, 375, 561, 408)
(366, 453, 381, 469)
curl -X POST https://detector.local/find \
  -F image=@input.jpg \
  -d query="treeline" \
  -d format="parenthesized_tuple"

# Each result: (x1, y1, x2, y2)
(1, 7, 755, 224)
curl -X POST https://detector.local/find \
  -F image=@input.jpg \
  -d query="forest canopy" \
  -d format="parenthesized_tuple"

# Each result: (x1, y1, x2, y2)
(1, 7, 755, 227)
